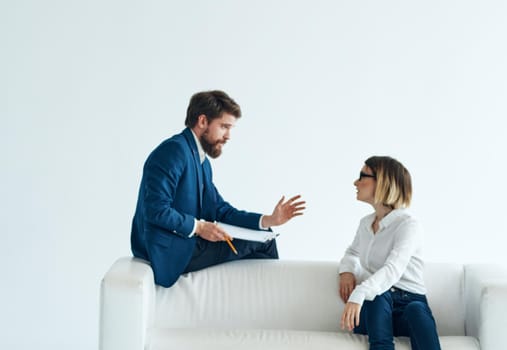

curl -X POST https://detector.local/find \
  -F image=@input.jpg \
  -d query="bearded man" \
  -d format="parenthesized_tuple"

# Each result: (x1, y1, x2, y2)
(130, 90, 305, 287)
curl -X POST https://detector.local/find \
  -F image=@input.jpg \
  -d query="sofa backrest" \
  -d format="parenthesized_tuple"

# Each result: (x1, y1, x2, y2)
(153, 259, 465, 335)
(424, 262, 465, 335)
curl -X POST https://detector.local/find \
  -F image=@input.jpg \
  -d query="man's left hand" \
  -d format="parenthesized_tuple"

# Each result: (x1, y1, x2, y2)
(261, 194, 306, 228)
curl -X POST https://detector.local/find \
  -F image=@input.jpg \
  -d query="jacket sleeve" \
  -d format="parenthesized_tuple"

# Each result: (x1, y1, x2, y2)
(142, 141, 195, 237)
(213, 183, 263, 229)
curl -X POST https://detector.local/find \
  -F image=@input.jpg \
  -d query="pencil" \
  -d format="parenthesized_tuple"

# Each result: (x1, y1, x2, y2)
(225, 237, 238, 255)
(214, 221, 238, 255)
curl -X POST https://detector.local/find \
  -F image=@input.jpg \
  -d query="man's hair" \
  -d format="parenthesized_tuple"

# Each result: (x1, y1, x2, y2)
(364, 156, 412, 209)
(185, 90, 241, 128)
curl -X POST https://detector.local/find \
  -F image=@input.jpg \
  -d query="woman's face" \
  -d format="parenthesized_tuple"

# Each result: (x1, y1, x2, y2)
(354, 165, 376, 204)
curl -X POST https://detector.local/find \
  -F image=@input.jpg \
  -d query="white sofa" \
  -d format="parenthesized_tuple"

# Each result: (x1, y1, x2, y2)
(99, 257, 507, 350)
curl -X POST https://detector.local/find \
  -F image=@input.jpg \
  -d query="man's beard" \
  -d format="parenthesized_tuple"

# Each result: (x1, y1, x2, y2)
(200, 133, 225, 159)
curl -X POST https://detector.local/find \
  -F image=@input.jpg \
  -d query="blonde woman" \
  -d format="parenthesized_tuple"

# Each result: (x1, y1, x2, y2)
(339, 156, 441, 350)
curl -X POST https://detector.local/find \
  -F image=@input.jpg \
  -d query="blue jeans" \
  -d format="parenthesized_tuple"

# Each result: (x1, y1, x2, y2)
(354, 287, 441, 350)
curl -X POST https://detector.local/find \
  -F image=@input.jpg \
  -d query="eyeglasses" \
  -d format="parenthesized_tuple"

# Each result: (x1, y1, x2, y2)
(359, 171, 376, 180)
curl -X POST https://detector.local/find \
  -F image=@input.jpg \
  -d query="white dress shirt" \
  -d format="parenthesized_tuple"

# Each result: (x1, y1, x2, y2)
(339, 208, 427, 306)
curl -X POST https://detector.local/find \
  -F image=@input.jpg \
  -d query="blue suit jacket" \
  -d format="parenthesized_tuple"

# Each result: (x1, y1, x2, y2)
(131, 128, 262, 287)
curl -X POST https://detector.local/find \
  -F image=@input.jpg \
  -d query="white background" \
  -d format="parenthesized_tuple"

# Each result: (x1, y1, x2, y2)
(2, 1, 506, 349)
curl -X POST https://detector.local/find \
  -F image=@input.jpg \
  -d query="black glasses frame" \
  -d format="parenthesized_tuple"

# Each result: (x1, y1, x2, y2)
(359, 171, 376, 180)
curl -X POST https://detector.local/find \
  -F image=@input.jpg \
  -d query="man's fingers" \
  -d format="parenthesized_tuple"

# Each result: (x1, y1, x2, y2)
(206, 223, 229, 241)
(287, 194, 302, 203)
(224, 232, 233, 241)
(290, 206, 306, 213)
(291, 200, 306, 207)
(287, 200, 306, 217)
(215, 228, 231, 241)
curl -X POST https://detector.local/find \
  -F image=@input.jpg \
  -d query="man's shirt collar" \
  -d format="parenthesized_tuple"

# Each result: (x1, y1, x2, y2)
(190, 129, 206, 164)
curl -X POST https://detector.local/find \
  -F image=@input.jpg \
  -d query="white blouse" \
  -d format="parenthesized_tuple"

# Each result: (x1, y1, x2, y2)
(339, 208, 427, 306)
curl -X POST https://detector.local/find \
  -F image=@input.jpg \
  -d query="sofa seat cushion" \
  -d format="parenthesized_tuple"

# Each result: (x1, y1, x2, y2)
(146, 328, 480, 350)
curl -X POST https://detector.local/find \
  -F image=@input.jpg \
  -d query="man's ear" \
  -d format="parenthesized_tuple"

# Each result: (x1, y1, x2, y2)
(197, 114, 208, 129)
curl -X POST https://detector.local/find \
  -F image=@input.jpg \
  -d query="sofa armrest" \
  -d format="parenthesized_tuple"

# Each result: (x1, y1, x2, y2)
(479, 283, 507, 350)
(464, 264, 507, 350)
(99, 257, 155, 350)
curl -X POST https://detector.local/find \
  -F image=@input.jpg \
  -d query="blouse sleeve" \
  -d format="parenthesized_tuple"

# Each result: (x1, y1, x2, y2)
(338, 229, 363, 278)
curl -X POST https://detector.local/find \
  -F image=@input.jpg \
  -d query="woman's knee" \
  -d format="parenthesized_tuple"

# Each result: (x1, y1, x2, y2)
(360, 292, 393, 330)
(404, 301, 434, 323)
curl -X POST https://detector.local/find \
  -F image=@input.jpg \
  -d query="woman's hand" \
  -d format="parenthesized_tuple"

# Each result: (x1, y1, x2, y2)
(339, 272, 356, 303)
(340, 302, 361, 331)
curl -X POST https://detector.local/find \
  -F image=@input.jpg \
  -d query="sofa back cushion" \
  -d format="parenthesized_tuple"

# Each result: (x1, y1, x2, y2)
(424, 262, 465, 335)
(154, 260, 465, 335)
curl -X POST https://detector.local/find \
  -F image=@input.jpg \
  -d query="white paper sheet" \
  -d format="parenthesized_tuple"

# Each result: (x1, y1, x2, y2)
(217, 222, 278, 242)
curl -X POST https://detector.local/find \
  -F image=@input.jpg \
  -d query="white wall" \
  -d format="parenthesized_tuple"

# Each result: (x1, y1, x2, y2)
(2, 1, 506, 349)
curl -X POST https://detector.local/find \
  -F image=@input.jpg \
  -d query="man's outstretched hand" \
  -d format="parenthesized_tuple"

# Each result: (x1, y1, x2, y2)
(261, 194, 306, 228)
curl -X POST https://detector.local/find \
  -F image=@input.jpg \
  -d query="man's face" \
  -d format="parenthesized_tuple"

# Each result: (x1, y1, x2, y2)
(199, 113, 236, 158)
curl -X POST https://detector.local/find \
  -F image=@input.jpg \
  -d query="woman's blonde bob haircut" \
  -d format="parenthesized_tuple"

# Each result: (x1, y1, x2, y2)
(364, 156, 412, 209)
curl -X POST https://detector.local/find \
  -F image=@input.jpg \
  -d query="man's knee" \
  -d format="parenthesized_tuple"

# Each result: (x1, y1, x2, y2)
(264, 239, 279, 258)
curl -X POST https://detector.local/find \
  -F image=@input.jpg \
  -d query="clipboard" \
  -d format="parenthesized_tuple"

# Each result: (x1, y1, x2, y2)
(217, 222, 278, 242)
